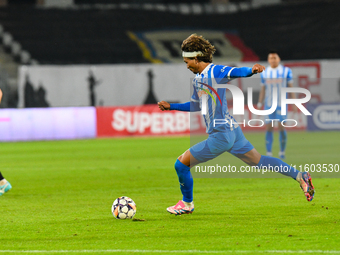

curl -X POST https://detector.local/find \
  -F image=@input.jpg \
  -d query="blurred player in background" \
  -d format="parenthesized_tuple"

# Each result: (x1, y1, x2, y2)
(0, 89, 12, 197)
(158, 34, 314, 215)
(257, 50, 296, 159)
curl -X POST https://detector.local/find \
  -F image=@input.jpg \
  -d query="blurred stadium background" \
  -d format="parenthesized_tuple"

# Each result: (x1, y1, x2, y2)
(0, 0, 338, 140)
(1, 0, 340, 253)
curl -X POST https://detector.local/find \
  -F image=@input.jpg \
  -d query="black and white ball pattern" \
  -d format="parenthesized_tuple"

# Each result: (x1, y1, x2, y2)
(112, 196, 136, 219)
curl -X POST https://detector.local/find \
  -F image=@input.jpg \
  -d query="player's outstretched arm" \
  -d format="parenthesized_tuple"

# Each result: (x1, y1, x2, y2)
(228, 64, 265, 78)
(158, 101, 200, 112)
(0, 88, 3, 103)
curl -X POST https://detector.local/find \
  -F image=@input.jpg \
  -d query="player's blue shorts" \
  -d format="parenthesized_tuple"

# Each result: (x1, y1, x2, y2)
(265, 108, 287, 123)
(189, 126, 254, 163)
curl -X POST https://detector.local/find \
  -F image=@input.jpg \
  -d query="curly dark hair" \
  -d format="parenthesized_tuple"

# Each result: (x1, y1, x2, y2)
(181, 34, 216, 63)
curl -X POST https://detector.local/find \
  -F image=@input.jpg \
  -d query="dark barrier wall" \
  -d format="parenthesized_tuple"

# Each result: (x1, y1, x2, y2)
(0, 2, 339, 64)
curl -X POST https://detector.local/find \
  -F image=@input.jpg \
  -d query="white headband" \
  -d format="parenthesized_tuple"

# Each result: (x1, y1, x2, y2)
(182, 51, 203, 58)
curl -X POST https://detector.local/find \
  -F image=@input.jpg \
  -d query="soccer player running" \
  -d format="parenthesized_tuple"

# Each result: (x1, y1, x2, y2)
(158, 34, 314, 215)
(257, 50, 296, 159)
(0, 89, 12, 196)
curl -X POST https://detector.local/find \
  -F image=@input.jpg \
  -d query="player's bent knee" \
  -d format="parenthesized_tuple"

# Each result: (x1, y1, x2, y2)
(176, 150, 192, 167)
(240, 148, 261, 166)
(177, 154, 189, 167)
(174, 158, 189, 171)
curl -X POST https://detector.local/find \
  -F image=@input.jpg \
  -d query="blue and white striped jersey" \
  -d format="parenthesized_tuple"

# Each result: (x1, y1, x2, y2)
(191, 63, 239, 134)
(260, 64, 293, 110)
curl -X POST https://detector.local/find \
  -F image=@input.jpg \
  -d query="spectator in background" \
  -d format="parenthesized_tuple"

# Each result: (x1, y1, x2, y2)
(88, 69, 101, 107)
(24, 75, 50, 108)
(24, 74, 36, 107)
(35, 84, 49, 107)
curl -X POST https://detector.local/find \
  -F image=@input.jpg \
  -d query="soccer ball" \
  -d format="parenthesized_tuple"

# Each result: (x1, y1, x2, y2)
(112, 196, 136, 219)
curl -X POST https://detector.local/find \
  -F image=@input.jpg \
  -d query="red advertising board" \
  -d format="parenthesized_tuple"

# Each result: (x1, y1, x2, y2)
(96, 105, 195, 137)
(96, 105, 306, 137)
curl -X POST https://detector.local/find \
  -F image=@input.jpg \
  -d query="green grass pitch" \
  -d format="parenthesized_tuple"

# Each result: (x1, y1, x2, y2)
(0, 131, 339, 254)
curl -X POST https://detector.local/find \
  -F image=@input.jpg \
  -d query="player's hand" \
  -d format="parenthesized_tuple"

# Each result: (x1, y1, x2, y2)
(252, 64, 265, 74)
(158, 101, 170, 111)
(0, 89, 2, 103)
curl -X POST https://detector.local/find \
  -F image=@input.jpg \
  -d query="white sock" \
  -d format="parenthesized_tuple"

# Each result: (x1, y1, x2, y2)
(296, 172, 302, 182)
(183, 201, 194, 207)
